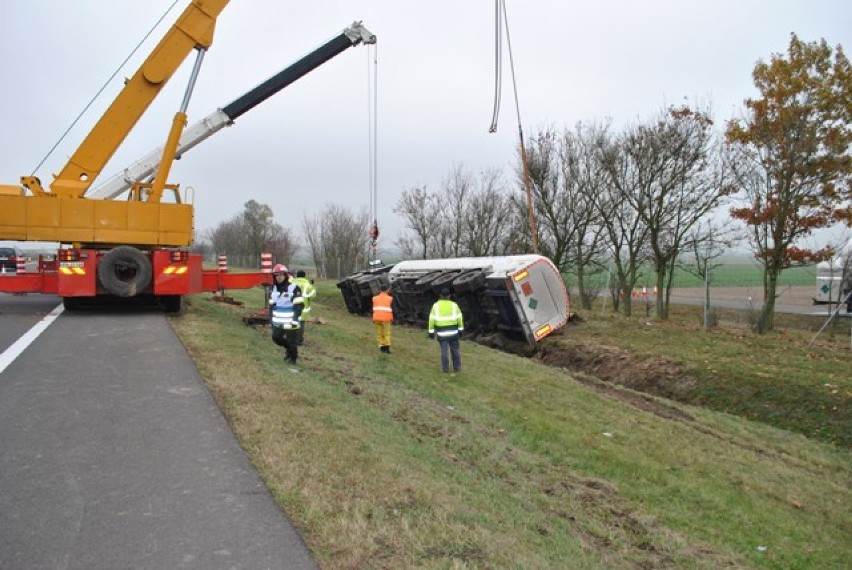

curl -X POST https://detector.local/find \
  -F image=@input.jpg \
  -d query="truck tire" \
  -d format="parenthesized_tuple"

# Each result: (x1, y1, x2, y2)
(414, 272, 441, 289)
(430, 271, 461, 293)
(98, 246, 152, 297)
(159, 295, 184, 314)
(414, 271, 441, 288)
(452, 270, 486, 293)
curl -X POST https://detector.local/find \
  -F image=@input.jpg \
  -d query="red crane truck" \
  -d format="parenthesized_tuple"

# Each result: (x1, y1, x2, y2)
(0, 0, 375, 312)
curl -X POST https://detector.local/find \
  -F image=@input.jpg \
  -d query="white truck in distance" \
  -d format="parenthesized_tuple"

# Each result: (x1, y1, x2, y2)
(815, 237, 852, 311)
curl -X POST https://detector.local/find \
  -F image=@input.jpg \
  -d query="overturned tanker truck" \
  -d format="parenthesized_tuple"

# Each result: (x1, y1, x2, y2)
(337, 255, 570, 346)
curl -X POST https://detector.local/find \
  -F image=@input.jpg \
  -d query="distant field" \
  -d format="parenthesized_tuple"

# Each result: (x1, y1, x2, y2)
(669, 263, 815, 287)
(572, 261, 816, 289)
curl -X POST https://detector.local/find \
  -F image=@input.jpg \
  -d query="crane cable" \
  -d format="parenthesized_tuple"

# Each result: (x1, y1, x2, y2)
(488, 0, 538, 254)
(487, 0, 503, 134)
(31, 0, 180, 177)
(366, 42, 380, 263)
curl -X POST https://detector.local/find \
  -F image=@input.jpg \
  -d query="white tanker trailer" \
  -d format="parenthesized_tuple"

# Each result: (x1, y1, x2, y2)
(337, 255, 570, 346)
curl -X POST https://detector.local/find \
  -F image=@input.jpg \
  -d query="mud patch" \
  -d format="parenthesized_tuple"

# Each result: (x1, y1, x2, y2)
(536, 341, 694, 422)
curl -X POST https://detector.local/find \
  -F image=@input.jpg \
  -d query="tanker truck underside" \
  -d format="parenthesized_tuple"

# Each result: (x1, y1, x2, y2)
(337, 255, 570, 346)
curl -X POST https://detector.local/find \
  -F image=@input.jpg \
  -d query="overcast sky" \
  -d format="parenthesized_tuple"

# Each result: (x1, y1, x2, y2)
(3, 1, 851, 255)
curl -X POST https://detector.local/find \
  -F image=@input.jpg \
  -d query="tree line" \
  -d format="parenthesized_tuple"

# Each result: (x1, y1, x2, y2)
(400, 33, 852, 333)
(198, 34, 850, 334)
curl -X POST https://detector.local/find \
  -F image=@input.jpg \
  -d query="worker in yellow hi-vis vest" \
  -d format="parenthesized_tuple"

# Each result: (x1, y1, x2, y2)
(292, 270, 316, 345)
(428, 287, 464, 376)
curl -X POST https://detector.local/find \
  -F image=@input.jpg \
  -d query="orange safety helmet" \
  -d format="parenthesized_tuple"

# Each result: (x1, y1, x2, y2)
(272, 263, 288, 275)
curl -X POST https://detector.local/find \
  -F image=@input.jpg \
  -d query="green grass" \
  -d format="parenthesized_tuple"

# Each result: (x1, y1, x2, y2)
(571, 261, 816, 288)
(561, 304, 851, 448)
(669, 263, 815, 288)
(170, 282, 851, 569)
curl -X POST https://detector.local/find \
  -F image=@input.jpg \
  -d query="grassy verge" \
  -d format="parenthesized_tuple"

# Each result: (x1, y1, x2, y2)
(556, 302, 852, 448)
(171, 282, 851, 569)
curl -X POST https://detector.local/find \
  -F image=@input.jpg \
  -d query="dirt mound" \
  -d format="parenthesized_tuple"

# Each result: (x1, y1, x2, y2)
(536, 341, 694, 422)
(537, 341, 686, 393)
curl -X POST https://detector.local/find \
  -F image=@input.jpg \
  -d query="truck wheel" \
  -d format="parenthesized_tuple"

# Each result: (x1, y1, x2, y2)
(414, 272, 441, 288)
(452, 270, 486, 293)
(98, 246, 152, 297)
(430, 271, 461, 294)
(159, 295, 184, 314)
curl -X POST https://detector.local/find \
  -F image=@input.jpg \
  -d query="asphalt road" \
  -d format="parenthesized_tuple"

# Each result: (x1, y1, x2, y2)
(0, 294, 317, 570)
(667, 285, 851, 318)
(0, 293, 60, 354)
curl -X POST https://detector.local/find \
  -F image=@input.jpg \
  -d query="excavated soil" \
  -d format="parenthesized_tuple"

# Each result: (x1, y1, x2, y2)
(535, 339, 695, 422)
(527, 287, 819, 424)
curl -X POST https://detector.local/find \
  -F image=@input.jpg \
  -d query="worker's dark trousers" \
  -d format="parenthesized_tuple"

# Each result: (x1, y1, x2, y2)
(438, 336, 461, 373)
(297, 320, 306, 345)
(272, 325, 299, 363)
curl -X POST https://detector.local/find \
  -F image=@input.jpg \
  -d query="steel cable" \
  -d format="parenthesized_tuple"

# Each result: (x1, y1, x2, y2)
(31, 1, 180, 176)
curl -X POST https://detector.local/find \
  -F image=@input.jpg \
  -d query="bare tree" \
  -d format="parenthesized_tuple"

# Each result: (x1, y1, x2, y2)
(189, 232, 212, 259)
(395, 164, 512, 259)
(395, 234, 422, 260)
(560, 122, 609, 309)
(620, 105, 733, 319)
(202, 200, 293, 268)
(502, 196, 536, 254)
(302, 213, 323, 276)
(205, 217, 245, 262)
(266, 228, 298, 270)
(440, 164, 473, 257)
(598, 132, 652, 317)
(394, 186, 440, 258)
(518, 128, 575, 266)
(463, 168, 510, 256)
(684, 220, 740, 329)
(304, 204, 370, 279)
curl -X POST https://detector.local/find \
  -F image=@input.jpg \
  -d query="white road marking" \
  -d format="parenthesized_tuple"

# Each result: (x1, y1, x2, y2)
(0, 303, 64, 374)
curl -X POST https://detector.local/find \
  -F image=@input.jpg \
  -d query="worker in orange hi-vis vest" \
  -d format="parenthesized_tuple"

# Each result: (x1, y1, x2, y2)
(372, 283, 394, 354)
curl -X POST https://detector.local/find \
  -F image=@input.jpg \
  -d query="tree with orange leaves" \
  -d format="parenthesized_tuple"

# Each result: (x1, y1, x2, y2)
(726, 33, 852, 333)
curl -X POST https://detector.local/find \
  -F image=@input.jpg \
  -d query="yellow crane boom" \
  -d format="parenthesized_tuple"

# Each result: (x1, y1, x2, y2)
(0, 0, 229, 247)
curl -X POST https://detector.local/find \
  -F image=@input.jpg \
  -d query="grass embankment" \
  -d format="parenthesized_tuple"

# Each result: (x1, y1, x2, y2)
(566, 259, 847, 448)
(171, 281, 850, 569)
(561, 303, 852, 449)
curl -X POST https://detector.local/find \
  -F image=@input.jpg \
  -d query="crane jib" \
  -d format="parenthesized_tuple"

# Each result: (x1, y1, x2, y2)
(223, 33, 356, 121)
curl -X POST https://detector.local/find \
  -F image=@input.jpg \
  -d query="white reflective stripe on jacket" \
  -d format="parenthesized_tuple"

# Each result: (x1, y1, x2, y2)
(270, 283, 302, 329)
(272, 305, 299, 329)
